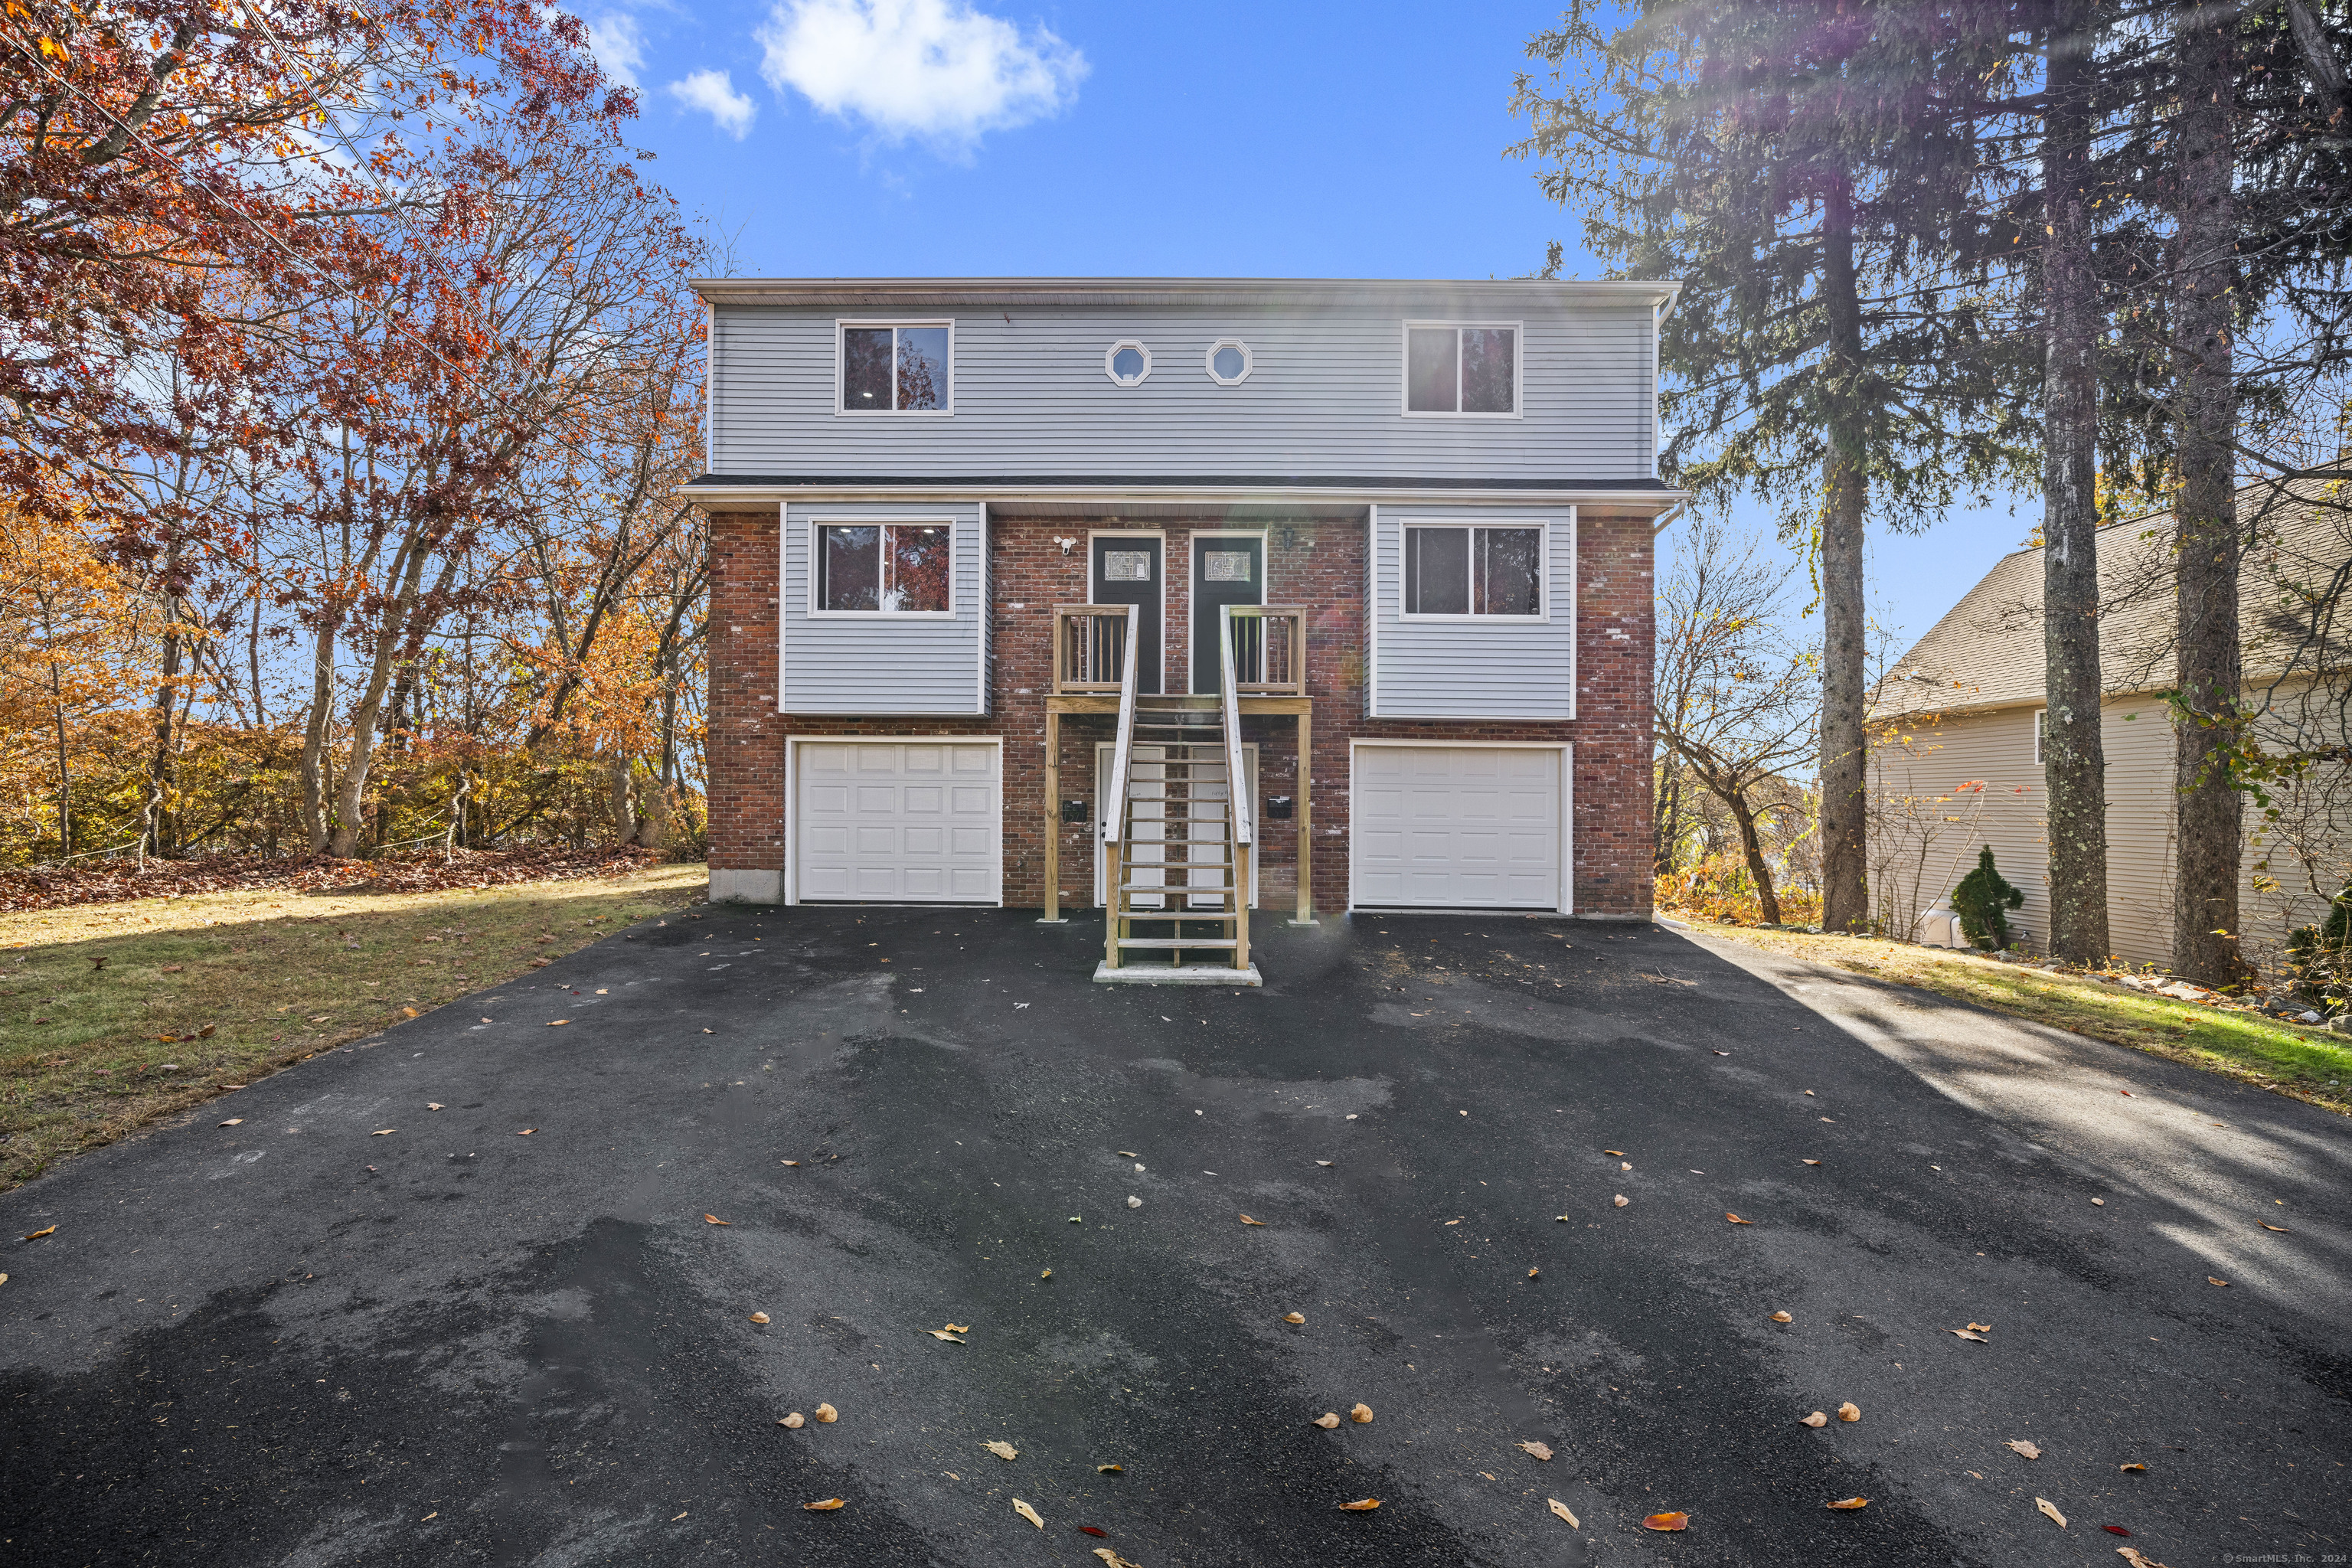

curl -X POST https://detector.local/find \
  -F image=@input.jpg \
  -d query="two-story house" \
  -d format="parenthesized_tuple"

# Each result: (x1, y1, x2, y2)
(685, 276, 1681, 981)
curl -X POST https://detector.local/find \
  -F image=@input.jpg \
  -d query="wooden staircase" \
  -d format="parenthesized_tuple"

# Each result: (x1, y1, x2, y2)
(1096, 607, 1259, 985)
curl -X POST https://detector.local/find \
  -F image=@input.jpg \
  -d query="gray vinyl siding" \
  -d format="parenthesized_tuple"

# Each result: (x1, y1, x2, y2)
(1368, 506, 1576, 719)
(781, 501, 986, 714)
(710, 305, 1656, 481)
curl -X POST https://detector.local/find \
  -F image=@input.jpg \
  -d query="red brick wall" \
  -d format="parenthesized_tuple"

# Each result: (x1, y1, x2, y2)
(702, 508, 1655, 916)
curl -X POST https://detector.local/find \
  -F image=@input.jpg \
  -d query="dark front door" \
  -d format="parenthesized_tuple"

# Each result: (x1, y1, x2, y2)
(1090, 535, 1162, 694)
(1191, 534, 1265, 694)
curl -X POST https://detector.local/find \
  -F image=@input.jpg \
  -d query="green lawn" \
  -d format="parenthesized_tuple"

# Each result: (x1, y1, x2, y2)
(1664, 917, 2352, 1116)
(1, 863, 708, 1192)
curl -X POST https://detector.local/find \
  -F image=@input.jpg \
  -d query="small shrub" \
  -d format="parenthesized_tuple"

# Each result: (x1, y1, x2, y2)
(2287, 877, 2352, 1010)
(1951, 846, 2024, 951)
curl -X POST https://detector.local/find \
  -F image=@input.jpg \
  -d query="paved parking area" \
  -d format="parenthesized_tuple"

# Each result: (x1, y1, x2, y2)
(2, 906, 2345, 1565)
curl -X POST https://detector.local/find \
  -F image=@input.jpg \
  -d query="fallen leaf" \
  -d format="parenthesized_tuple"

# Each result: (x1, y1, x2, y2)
(942, 1322, 970, 1333)
(1313, 1412, 1341, 1429)
(1547, 1497, 1579, 1527)
(1603, 1149, 1625, 1156)
(779, 1413, 804, 1428)
(1620, 1161, 1632, 1171)
(2260, 1223, 2288, 1232)
(1041, 1269, 1052, 1279)
(1527, 1267, 1540, 1278)
(403, 1008, 419, 1018)
(1949, 1329, 1988, 1342)
(802, 1498, 844, 1511)
(1338, 1498, 1380, 1511)
(1283, 1312, 1305, 1324)
(547, 1020, 569, 1027)
(2092, 1198, 2105, 1206)
(426, 1103, 443, 1112)
(517, 1129, 535, 1135)
(2118, 1462, 2146, 1473)
(161, 965, 184, 973)
(2119, 1090, 2132, 1097)
(2006, 1439, 2041, 1459)
(1013, 1498, 1044, 1530)
(1116, 1150, 1138, 1158)
(1714, 1049, 1730, 1055)
(1315, 1159, 1334, 1167)
(1770, 1311, 1793, 1323)
(1351, 1403, 1374, 1423)
(1837, 1403, 1860, 1423)
(1800, 1411, 1828, 1427)
(781, 1160, 799, 1167)
(704, 1214, 730, 1226)
(815, 1403, 837, 1423)
(1239, 1214, 1267, 1225)
(928, 1330, 967, 1342)
(1555, 1214, 1572, 1221)
(372, 1129, 397, 1136)
(1096, 1464, 1123, 1473)
(1802, 1158, 1821, 1167)
(1641, 1511, 1689, 1531)
(2036, 1496, 2066, 1528)
(2115, 1548, 2171, 1568)
(749, 1312, 770, 1325)
(1517, 1440, 1553, 1461)
(982, 1440, 1018, 1461)
(22, 1226, 56, 1240)
(1614, 1194, 1629, 1207)
(2208, 1276, 2229, 1286)
(219, 1119, 243, 1127)
(1093, 1551, 1142, 1568)
(198, 1023, 215, 1038)
(2104, 1524, 2133, 1536)
(1080, 1525, 1108, 1537)
(1967, 1321, 1993, 1333)
(1726, 1212, 1756, 1225)
(1826, 1497, 1869, 1510)
(1125, 1196, 1141, 1208)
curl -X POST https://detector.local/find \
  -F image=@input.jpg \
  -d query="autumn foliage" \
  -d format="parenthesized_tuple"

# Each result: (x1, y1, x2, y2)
(0, 0, 710, 869)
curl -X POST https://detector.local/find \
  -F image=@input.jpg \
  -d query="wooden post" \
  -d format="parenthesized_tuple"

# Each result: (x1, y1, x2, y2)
(1235, 840, 1252, 974)
(1294, 710, 1314, 922)
(1041, 710, 1061, 923)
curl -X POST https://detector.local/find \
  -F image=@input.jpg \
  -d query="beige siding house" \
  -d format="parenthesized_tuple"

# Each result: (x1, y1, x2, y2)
(1868, 479, 2350, 970)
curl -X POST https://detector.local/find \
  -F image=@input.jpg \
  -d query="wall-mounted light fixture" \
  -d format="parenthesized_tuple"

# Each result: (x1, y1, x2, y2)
(1056, 536, 1077, 555)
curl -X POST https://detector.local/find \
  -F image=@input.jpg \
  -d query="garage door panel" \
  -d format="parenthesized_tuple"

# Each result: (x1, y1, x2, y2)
(1353, 745, 1563, 911)
(798, 741, 999, 903)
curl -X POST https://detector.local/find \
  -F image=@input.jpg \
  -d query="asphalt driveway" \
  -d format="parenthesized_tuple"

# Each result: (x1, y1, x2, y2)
(2, 906, 2345, 1566)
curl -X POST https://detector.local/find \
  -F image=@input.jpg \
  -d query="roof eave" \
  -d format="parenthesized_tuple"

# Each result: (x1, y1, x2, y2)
(690, 276, 1685, 310)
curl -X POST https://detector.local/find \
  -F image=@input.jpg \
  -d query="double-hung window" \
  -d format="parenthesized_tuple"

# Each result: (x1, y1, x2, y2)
(1404, 322, 1518, 416)
(1403, 525, 1544, 618)
(817, 523, 952, 614)
(840, 322, 952, 413)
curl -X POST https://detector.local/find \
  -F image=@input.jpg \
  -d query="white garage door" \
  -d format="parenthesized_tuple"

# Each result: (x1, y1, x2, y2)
(1351, 744, 1566, 911)
(796, 741, 999, 903)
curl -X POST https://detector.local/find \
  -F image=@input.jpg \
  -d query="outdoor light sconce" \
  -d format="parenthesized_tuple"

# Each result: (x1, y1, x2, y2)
(1056, 536, 1078, 555)
(1266, 795, 1295, 819)
(1061, 799, 1089, 824)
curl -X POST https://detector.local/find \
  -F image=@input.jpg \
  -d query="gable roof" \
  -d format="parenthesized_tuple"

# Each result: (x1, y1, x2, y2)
(1871, 472, 2350, 720)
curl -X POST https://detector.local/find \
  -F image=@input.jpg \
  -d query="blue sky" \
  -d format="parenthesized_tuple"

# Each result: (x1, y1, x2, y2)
(586, 0, 2033, 652)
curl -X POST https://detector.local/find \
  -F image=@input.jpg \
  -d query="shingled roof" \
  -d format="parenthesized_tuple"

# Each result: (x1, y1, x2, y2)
(1870, 472, 2350, 721)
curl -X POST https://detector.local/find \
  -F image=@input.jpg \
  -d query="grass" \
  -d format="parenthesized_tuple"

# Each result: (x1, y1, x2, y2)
(1664, 917, 2352, 1118)
(0, 861, 708, 1193)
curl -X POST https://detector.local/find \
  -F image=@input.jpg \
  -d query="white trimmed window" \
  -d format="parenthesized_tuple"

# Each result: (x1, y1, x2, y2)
(839, 322, 952, 413)
(1205, 338, 1252, 386)
(1403, 525, 1544, 618)
(1105, 339, 1151, 386)
(1403, 322, 1519, 416)
(816, 523, 952, 614)
(2034, 708, 2047, 763)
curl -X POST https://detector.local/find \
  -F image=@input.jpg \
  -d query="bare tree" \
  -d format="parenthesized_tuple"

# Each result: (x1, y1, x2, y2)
(1657, 518, 1821, 925)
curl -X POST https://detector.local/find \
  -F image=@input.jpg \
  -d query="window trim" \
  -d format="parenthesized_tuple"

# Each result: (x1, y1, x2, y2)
(1399, 319, 1524, 420)
(1397, 518, 1550, 622)
(1103, 338, 1152, 387)
(834, 319, 956, 417)
(1204, 337, 1253, 387)
(806, 516, 959, 619)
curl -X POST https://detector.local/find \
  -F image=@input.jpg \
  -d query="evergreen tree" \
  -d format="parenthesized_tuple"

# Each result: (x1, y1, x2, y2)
(1513, 0, 2036, 937)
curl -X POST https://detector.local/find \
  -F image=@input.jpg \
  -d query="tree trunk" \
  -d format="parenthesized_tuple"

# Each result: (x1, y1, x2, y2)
(2040, 24, 2113, 964)
(328, 537, 435, 858)
(50, 655, 71, 857)
(298, 617, 335, 852)
(2171, 0, 2244, 986)
(148, 572, 185, 857)
(608, 755, 637, 846)
(1655, 764, 1685, 876)
(1726, 790, 1785, 926)
(1818, 166, 1871, 934)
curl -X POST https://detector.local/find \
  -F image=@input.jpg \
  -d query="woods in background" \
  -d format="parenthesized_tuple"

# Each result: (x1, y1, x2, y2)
(0, 0, 710, 870)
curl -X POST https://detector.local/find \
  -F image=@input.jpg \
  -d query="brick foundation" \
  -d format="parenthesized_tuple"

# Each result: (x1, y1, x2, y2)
(704, 508, 1654, 916)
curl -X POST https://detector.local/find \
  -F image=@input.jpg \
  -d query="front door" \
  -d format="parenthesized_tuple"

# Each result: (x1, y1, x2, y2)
(1090, 535, 1162, 695)
(1190, 534, 1265, 694)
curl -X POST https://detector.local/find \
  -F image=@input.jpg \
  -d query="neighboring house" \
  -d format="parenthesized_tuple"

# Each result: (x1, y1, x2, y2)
(1868, 476, 2352, 969)
(682, 276, 1681, 975)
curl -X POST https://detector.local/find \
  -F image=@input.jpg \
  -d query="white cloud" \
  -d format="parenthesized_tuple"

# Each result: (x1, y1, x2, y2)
(758, 0, 1086, 146)
(586, 11, 647, 89)
(668, 68, 759, 139)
